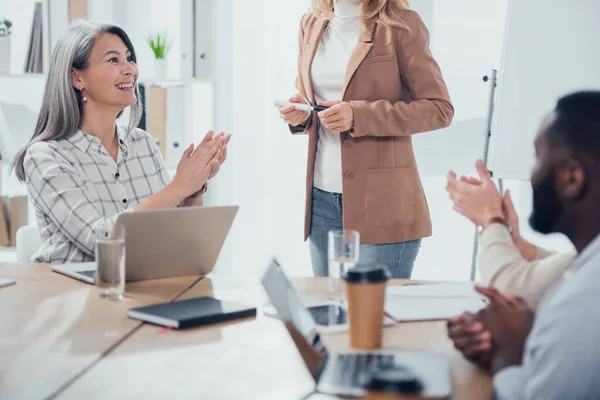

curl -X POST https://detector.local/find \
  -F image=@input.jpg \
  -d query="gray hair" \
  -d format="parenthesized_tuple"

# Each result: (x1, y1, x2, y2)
(13, 20, 143, 181)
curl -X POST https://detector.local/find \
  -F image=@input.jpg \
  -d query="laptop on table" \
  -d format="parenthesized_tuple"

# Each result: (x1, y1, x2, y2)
(52, 206, 238, 284)
(261, 259, 452, 398)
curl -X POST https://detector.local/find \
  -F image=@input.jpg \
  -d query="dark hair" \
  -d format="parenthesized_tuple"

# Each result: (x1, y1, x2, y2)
(12, 21, 142, 182)
(545, 91, 600, 158)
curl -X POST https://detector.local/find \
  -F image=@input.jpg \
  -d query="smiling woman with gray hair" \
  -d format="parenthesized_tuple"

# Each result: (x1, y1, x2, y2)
(12, 21, 230, 264)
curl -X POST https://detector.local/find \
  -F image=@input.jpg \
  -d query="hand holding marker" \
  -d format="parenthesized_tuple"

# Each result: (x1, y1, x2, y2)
(274, 100, 329, 112)
(276, 95, 330, 127)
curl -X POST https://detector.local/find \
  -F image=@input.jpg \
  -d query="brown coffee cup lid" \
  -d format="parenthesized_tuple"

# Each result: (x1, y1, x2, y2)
(343, 265, 389, 283)
(365, 366, 423, 394)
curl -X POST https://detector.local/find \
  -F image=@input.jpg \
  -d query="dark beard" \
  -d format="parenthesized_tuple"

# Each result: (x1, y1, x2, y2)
(529, 170, 563, 234)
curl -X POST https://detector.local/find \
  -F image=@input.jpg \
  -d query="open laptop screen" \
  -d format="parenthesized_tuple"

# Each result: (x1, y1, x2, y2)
(261, 259, 327, 379)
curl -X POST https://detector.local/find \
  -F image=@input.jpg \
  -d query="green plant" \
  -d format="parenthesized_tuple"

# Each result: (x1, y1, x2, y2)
(0, 19, 12, 37)
(147, 32, 171, 59)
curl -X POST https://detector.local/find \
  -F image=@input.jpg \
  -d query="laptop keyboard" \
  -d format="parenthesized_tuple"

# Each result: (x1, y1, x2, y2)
(333, 353, 396, 388)
(78, 270, 96, 279)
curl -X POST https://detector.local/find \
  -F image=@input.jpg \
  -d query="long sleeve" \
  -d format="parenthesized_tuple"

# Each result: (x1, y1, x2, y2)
(24, 142, 128, 257)
(350, 10, 454, 138)
(493, 366, 525, 400)
(534, 246, 552, 260)
(478, 224, 575, 309)
(289, 13, 314, 135)
(147, 131, 172, 186)
(494, 259, 600, 399)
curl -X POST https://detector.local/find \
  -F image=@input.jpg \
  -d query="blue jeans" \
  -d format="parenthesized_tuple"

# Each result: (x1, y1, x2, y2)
(308, 187, 421, 279)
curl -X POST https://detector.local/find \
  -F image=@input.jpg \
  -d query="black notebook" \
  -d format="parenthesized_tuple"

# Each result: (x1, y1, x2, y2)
(128, 297, 257, 329)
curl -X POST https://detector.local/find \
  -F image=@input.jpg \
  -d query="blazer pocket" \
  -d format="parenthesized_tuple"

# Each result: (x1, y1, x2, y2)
(362, 54, 395, 64)
(364, 167, 416, 227)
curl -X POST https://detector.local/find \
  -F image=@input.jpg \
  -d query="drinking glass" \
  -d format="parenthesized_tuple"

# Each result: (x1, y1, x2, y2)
(95, 221, 125, 300)
(327, 230, 359, 304)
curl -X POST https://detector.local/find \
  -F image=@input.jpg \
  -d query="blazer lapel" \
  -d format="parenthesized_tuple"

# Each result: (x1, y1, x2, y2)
(342, 19, 376, 100)
(301, 18, 327, 104)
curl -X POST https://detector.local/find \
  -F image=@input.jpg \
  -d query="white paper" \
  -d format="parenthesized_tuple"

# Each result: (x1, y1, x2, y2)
(385, 296, 485, 322)
(0, 277, 16, 288)
(386, 283, 481, 298)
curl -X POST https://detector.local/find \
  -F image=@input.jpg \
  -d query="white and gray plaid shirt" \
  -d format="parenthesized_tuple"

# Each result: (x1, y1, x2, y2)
(24, 125, 171, 263)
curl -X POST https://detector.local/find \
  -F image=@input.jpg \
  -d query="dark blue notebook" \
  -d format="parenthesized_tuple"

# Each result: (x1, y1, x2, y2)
(128, 296, 256, 329)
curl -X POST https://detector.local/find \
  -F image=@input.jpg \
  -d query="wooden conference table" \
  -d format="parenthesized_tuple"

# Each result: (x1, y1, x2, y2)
(0, 263, 492, 399)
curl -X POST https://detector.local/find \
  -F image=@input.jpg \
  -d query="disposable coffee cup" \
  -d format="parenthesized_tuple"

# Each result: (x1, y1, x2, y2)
(343, 265, 389, 349)
(365, 366, 424, 400)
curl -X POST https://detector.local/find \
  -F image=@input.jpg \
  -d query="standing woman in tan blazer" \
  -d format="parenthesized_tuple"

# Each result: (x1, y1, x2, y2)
(279, 0, 453, 278)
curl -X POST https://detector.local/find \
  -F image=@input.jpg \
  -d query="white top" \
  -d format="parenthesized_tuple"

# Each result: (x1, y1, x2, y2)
(24, 126, 171, 263)
(311, 0, 362, 193)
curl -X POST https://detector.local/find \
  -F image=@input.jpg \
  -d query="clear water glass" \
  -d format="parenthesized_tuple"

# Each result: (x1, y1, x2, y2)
(327, 230, 359, 304)
(95, 221, 125, 300)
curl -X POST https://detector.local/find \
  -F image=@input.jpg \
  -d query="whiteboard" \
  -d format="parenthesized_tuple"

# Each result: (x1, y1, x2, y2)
(489, 0, 600, 180)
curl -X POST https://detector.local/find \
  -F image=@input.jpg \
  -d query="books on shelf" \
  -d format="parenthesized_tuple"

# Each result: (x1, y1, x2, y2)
(25, 2, 44, 74)
(68, 0, 88, 22)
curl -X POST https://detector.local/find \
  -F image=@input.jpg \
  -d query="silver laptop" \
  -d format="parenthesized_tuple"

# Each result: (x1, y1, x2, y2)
(52, 206, 238, 284)
(261, 259, 452, 398)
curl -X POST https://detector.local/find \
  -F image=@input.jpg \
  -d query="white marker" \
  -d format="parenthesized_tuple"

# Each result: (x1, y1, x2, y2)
(274, 100, 328, 112)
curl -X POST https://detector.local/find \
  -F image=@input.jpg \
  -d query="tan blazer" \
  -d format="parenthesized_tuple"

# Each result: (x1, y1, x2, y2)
(291, 8, 454, 245)
(479, 224, 576, 310)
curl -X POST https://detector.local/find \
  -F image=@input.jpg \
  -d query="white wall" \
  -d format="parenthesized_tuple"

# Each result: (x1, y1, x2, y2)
(205, 0, 234, 273)
(87, 0, 188, 81)
(206, 0, 311, 278)
(410, 0, 511, 280)
(231, 0, 312, 278)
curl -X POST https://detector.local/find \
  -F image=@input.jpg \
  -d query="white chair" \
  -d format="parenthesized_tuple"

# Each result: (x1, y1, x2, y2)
(16, 226, 41, 263)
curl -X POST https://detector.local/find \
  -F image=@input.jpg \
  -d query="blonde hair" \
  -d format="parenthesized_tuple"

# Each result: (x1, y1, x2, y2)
(311, 0, 410, 31)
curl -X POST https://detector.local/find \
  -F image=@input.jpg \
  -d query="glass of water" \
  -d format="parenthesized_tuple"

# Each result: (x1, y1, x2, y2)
(95, 220, 125, 300)
(327, 230, 360, 304)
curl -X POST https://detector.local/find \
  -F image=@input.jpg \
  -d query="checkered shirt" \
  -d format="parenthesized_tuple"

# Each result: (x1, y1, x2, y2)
(24, 126, 171, 263)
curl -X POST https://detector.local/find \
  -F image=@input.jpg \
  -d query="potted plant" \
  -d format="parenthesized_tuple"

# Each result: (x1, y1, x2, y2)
(0, 18, 12, 74)
(147, 32, 171, 81)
